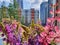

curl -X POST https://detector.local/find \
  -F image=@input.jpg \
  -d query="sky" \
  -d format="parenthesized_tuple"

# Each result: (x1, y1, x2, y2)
(0, 0, 48, 9)
(0, 0, 11, 2)
(0, 0, 13, 7)
(23, 0, 48, 9)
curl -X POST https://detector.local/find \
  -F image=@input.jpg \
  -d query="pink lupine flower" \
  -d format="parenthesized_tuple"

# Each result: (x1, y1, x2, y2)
(50, 26, 54, 30)
(54, 38, 60, 43)
(18, 26, 24, 33)
(11, 24, 17, 30)
(38, 37, 44, 42)
(57, 17, 60, 22)
(54, 26, 59, 32)
(50, 17, 55, 21)
(11, 20, 18, 30)
(12, 20, 18, 25)
(44, 26, 49, 31)
(46, 36, 54, 44)
(55, 9, 60, 14)
(43, 41, 48, 45)
(56, 30, 60, 37)
(47, 18, 51, 23)
(55, 17, 58, 20)
(40, 32, 47, 38)
(44, 25, 50, 33)
(49, 31, 56, 38)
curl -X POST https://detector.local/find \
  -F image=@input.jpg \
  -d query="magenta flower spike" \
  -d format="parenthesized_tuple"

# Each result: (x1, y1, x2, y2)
(5, 24, 12, 33)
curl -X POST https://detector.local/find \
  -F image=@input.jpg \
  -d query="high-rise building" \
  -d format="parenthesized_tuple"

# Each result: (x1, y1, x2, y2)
(21, 9, 31, 26)
(40, 2, 48, 26)
(21, 9, 39, 25)
(34, 10, 39, 23)
(30, 8, 39, 23)
(48, 0, 56, 17)
(24, 10, 30, 25)
(17, 0, 23, 9)
(31, 8, 35, 20)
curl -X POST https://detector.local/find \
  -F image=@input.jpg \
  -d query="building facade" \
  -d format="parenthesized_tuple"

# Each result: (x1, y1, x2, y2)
(21, 9, 39, 25)
(17, 0, 23, 9)
(34, 10, 39, 23)
(21, 9, 31, 25)
(40, 2, 48, 26)
(31, 8, 39, 23)
(48, 0, 56, 17)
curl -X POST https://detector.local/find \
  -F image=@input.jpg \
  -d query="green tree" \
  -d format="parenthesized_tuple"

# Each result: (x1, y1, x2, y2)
(8, 0, 19, 20)
(8, 3, 14, 18)
(1, 1, 8, 18)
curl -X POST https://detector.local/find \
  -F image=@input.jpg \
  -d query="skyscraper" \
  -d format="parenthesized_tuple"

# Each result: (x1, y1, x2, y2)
(21, 9, 31, 26)
(31, 8, 39, 23)
(34, 10, 39, 23)
(48, 0, 56, 17)
(17, 0, 23, 9)
(31, 8, 35, 20)
(40, 2, 48, 26)
(21, 9, 39, 26)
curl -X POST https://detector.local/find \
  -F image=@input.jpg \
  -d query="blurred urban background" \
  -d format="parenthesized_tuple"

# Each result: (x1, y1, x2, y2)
(0, 0, 48, 26)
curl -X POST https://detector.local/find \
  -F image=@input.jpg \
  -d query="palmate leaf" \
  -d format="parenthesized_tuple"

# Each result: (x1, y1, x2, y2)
(21, 24, 31, 34)
(21, 24, 31, 42)
(22, 32, 29, 41)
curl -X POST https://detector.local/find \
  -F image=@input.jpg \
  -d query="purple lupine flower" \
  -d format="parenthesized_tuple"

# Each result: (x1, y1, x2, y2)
(16, 43, 20, 45)
(8, 33, 14, 38)
(23, 41, 28, 45)
(17, 33, 21, 43)
(32, 35, 40, 45)
(28, 38, 34, 45)
(5, 24, 12, 33)
(5, 24, 15, 42)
